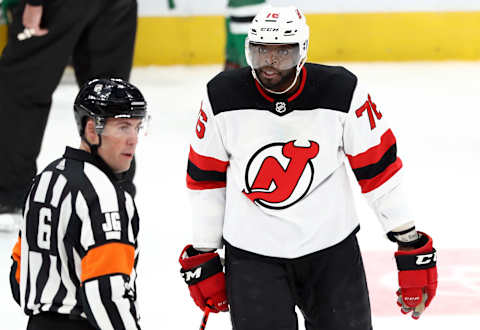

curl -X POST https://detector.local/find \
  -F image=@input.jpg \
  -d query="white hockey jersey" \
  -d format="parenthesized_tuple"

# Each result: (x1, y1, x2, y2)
(187, 63, 411, 258)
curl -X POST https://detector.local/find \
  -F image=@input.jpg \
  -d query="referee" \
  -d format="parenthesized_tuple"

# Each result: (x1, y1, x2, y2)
(10, 78, 148, 330)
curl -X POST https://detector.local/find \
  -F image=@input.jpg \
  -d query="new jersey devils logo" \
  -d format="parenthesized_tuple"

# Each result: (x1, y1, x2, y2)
(243, 140, 319, 209)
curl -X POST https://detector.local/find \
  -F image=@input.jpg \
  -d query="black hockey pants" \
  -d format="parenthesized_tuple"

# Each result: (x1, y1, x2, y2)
(27, 312, 96, 330)
(225, 230, 373, 330)
(0, 0, 137, 207)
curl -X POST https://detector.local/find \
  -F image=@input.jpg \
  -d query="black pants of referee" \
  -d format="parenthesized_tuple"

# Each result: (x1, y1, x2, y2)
(225, 232, 373, 330)
(0, 0, 137, 208)
(27, 312, 96, 330)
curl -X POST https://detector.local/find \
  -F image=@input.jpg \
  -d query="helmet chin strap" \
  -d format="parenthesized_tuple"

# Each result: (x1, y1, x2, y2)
(82, 134, 102, 155)
(252, 58, 306, 95)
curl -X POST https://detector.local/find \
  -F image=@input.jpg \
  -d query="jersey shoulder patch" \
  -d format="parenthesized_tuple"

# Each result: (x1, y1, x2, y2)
(207, 67, 261, 115)
(299, 63, 358, 113)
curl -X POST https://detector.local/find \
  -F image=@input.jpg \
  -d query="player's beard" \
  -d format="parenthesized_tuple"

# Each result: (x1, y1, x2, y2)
(256, 66, 297, 93)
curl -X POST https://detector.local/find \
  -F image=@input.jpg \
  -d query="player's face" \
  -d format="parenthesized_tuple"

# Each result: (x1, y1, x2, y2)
(249, 43, 300, 92)
(255, 65, 297, 92)
(97, 118, 143, 173)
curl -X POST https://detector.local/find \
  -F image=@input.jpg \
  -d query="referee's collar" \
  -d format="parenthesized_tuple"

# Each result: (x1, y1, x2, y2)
(63, 147, 117, 182)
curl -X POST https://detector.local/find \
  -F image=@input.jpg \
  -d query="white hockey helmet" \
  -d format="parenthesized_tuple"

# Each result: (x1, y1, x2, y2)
(245, 5, 309, 93)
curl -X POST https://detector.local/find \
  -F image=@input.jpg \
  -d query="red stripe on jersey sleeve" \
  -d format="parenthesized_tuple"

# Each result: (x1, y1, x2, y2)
(189, 146, 229, 173)
(186, 174, 227, 190)
(357, 157, 403, 193)
(347, 129, 396, 169)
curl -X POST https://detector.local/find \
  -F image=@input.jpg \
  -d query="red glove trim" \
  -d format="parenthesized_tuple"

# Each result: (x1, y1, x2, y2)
(179, 245, 228, 313)
(394, 232, 438, 311)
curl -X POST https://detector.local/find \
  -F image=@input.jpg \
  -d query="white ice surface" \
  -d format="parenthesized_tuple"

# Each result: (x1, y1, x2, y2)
(1, 62, 479, 329)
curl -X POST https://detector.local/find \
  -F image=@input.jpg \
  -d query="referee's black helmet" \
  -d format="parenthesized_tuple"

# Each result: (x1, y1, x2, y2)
(74, 78, 147, 137)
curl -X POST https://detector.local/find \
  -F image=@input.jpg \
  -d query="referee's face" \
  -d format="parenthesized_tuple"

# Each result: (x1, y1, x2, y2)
(98, 118, 141, 173)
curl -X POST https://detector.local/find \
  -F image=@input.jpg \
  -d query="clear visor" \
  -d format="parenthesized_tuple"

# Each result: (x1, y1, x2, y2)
(98, 115, 151, 138)
(247, 42, 301, 71)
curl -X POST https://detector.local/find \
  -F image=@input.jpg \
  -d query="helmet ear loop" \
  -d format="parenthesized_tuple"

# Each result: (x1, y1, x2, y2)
(91, 117, 105, 154)
(81, 116, 104, 155)
(94, 117, 106, 135)
(296, 56, 306, 76)
(81, 134, 101, 155)
(297, 40, 308, 73)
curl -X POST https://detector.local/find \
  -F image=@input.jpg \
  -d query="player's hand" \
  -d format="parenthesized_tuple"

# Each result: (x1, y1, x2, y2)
(18, 4, 48, 40)
(179, 245, 228, 313)
(394, 232, 437, 319)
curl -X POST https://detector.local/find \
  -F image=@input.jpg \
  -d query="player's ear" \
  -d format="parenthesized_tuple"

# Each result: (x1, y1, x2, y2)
(84, 119, 100, 145)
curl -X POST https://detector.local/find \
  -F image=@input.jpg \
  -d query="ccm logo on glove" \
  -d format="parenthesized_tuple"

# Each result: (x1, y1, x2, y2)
(179, 245, 228, 312)
(182, 267, 202, 283)
(416, 253, 436, 266)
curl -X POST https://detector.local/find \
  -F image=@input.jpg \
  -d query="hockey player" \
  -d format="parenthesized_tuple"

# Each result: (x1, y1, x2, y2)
(180, 5, 437, 329)
(10, 78, 147, 330)
(0, 0, 138, 231)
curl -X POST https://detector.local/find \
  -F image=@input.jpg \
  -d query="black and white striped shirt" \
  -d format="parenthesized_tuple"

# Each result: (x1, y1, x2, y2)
(10, 147, 141, 329)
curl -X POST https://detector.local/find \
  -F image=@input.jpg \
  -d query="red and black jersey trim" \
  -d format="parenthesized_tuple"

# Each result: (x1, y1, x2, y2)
(347, 129, 402, 193)
(187, 146, 229, 190)
(254, 66, 307, 103)
(353, 144, 397, 180)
